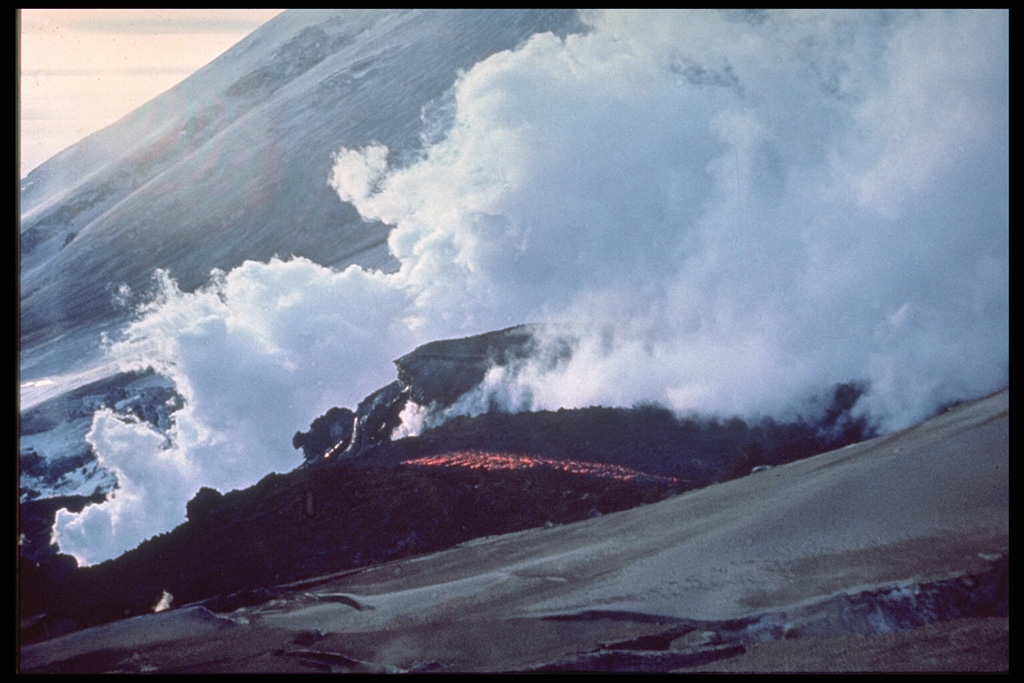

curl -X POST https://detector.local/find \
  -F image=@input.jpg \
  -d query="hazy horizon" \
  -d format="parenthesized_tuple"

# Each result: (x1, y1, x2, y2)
(18, 9, 283, 178)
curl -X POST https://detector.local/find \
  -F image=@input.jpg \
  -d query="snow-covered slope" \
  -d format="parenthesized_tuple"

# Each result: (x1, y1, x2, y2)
(20, 370, 180, 502)
(19, 9, 583, 372)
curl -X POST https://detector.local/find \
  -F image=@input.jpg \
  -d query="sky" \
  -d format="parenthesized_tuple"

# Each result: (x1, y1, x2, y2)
(18, 9, 283, 178)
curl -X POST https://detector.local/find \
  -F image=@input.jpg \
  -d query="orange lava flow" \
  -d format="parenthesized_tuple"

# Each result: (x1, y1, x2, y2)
(404, 450, 679, 484)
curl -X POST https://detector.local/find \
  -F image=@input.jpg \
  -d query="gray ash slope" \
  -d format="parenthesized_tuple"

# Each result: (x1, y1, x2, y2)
(19, 389, 1009, 673)
(20, 323, 875, 631)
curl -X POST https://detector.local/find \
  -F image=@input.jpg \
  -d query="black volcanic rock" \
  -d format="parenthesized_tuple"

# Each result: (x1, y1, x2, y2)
(19, 449, 680, 639)
(21, 322, 875, 645)
(299, 323, 872, 477)
(186, 487, 225, 523)
(303, 325, 555, 462)
(19, 493, 105, 639)
(343, 381, 406, 458)
(292, 407, 355, 461)
(394, 324, 541, 407)
(19, 494, 106, 565)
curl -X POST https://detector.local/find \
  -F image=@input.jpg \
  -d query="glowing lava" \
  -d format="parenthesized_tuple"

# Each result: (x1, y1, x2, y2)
(404, 450, 680, 485)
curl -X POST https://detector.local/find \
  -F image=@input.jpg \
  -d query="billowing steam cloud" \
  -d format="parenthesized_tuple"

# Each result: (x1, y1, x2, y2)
(55, 10, 1008, 564)
(333, 8, 1008, 425)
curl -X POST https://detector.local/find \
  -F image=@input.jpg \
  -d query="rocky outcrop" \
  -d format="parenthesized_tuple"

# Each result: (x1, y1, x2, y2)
(20, 370, 182, 502)
(291, 407, 355, 461)
(394, 324, 542, 407)
(185, 487, 225, 523)
(343, 382, 405, 458)
(296, 323, 872, 478)
(298, 325, 548, 462)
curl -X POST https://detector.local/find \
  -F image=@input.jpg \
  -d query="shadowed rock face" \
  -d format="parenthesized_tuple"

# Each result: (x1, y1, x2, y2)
(292, 407, 355, 461)
(296, 324, 871, 471)
(296, 325, 549, 461)
(394, 325, 542, 407)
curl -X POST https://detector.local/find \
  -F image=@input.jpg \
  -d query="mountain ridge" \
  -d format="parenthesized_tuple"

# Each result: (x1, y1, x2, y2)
(20, 9, 585, 360)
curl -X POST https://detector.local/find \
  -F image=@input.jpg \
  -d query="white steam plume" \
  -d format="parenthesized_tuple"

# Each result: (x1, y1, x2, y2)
(56, 10, 1007, 564)
(336, 9, 1007, 426)
(55, 260, 420, 563)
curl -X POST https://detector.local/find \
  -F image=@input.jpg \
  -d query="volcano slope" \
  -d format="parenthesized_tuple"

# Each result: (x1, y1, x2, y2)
(20, 389, 1008, 673)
